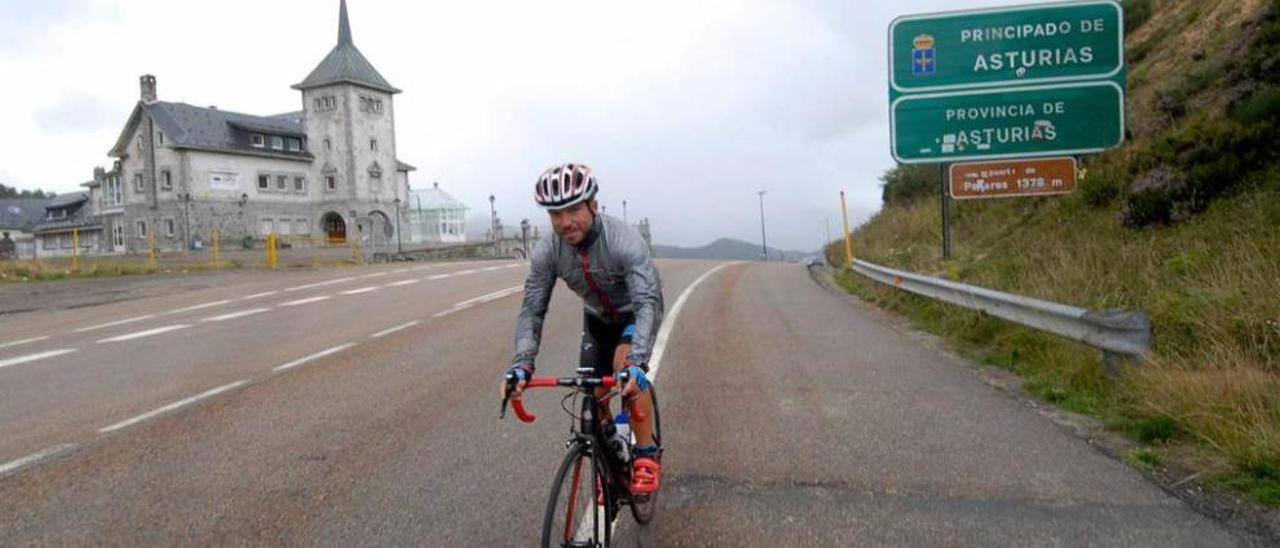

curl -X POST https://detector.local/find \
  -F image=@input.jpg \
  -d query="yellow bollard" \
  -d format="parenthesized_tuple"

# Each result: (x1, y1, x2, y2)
(267, 233, 278, 269)
(212, 228, 220, 268)
(71, 227, 79, 273)
(840, 191, 854, 267)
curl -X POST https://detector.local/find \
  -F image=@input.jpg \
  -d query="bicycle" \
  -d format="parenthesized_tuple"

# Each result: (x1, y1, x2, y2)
(502, 367, 663, 548)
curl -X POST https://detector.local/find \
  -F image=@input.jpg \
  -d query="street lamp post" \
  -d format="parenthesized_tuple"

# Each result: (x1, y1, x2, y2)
(757, 190, 768, 261)
(393, 197, 402, 254)
(488, 194, 496, 241)
(520, 218, 530, 257)
(622, 200, 628, 224)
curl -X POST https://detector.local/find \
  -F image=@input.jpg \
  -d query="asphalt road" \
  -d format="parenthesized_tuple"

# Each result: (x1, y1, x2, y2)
(0, 259, 1248, 546)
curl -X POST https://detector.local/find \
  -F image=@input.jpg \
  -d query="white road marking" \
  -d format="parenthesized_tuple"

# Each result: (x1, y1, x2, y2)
(280, 295, 331, 307)
(481, 266, 501, 272)
(169, 299, 232, 314)
(454, 286, 523, 308)
(506, 264, 522, 269)
(0, 444, 76, 477)
(426, 273, 451, 280)
(648, 262, 738, 380)
(361, 272, 389, 278)
(456, 269, 479, 275)
(0, 336, 49, 350)
(73, 314, 156, 333)
(341, 286, 380, 295)
(390, 268, 408, 274)
(0, 348, 78, 370)
(201, 308, 271, 322)
(272, 343, 356, 372)
(386, 279, 419, 287)
(432, 286, 523, 318)
(431, 306, 468, 318)
(96, 324, 191, 344)
(284, 276, 354, 292)
(371, 320, 420, 338)
(242, 290, 279, 300)
(98, 380, 249, 433)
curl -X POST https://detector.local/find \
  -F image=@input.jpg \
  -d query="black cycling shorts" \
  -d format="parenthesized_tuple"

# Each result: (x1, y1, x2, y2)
(580, 311, 636, 378)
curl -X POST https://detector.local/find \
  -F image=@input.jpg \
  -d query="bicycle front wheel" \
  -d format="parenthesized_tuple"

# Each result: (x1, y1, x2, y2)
(542, 442, 610, 548)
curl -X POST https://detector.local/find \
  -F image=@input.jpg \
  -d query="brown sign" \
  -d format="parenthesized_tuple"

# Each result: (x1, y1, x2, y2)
(949, 157, 1078, 200)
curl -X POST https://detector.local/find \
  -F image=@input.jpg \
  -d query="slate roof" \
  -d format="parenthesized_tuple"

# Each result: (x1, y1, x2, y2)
(111, 101, 313, 160)
(0, 198, 52, 231)
(34, 192, 100, 233)
(293, 0, 400, 94)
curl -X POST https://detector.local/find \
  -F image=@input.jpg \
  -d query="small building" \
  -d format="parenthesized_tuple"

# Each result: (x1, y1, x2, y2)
(32, 190, 106, 258)
(407, 182, 468, 245)
(0, 198, 51, 259)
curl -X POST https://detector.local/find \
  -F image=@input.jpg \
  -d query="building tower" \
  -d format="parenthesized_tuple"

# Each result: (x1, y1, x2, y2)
(294, 0, 404, 242)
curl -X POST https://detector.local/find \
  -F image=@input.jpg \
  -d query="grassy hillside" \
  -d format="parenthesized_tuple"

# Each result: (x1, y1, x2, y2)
(831, 0, 1280, 507)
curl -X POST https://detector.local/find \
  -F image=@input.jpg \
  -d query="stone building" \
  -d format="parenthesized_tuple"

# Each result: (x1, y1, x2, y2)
(407, 182, 468, 245)
(84, 0, 413, 255)
(32, 191, 104, 258)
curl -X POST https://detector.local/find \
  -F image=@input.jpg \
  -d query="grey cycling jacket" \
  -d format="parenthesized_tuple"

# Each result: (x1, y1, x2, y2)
(513, 214, 664, 369)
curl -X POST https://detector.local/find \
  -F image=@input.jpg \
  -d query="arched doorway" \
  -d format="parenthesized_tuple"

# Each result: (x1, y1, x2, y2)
(367, 210, 393, 250)
(322, 212, 346, 243)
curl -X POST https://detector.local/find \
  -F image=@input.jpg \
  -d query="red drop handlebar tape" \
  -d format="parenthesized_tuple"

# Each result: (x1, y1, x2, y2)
(510, 375, 646, 424)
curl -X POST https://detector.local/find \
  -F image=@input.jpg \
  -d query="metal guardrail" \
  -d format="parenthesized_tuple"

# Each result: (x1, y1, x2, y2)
(850, 259, 1150, 373)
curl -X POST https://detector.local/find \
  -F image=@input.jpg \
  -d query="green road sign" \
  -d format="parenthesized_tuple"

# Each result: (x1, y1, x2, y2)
(890, 0, 1123, 94)
(891, 81, 1123, 163)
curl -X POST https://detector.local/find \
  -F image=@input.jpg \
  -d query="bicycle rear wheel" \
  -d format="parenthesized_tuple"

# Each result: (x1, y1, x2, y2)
(543, 443, 611, 548)
(629, 384, 662, 525)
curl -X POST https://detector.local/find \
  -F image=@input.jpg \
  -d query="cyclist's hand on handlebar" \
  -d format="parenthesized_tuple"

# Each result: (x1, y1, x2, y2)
(619, 364, 650, 397)
(500, 363, 532, 400)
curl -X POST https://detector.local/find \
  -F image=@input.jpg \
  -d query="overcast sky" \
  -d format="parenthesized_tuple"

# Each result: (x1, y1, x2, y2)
(0, 0, 1036, 251)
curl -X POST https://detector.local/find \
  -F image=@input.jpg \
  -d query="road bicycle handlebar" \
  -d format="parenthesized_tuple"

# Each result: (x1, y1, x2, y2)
(502, 370, 646, 424)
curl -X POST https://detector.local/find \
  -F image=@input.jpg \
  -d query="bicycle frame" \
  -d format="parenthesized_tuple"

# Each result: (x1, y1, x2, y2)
(504, 368, 643, 498)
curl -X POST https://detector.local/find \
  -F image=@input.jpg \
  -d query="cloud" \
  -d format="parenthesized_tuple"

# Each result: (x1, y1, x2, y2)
(0, 0, 113, 51)
(33, 92, 118, 132)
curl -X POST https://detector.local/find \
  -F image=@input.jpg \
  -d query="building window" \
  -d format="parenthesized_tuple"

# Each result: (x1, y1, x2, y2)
(324, 137, 331, 151)
(287, 138, 301, 152)
(161, 170, 172, 190)
(164, 218, 176, 237)
(276, 175, 287, 191)
(134, 173, 144, 192)
(113, 224, 124, 247)
(157, 131, 164, 145)
(136, 135, 143, 153)
(251, 134, 265, 148)
(258, 174, 269, 190)
(325, 175, 336, 191)
(373, 99, 383, 113)
(315, 95, 336, 111)
(137, 220, 147, 238)
(294, 176, 306, 192)
(295, 218, 309, 235)
(370, 139, 377, 152)
(260, 218, 274, 236)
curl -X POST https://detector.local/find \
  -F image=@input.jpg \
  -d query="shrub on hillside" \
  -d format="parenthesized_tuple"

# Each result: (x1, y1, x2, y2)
(880, 164, 941, 206)
(1123, 0, 1154, 33)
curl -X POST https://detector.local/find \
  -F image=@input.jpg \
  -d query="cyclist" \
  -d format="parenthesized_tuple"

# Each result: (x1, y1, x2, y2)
(500, 162, 665, 494)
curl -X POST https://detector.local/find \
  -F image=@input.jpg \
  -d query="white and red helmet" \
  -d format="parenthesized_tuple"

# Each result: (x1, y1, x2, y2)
(534, 163, 598, 210)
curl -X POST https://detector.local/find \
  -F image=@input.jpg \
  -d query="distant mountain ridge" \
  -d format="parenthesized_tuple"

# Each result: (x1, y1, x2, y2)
(653, 238, 809, 261)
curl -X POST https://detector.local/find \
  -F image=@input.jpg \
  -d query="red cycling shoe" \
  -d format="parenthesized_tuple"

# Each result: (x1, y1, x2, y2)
(630, 456, 660, 494)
